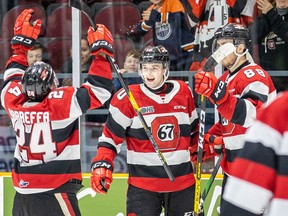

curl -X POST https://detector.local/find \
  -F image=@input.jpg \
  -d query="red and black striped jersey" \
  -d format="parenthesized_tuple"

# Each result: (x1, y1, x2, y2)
(208, 62, 277, 175)
(0, 56, 112, 194)
(221, 92, 288, 216)
(95, 80, 199, 192)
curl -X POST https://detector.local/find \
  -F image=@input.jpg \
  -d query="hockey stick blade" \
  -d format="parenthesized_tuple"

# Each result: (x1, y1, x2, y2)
(203, 43, 235, 72)
(69, 0, 175, 182)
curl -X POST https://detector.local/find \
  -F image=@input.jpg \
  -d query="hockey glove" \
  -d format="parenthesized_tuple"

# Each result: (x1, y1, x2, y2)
(87, 24, 114, 57)
(90, 160, 113, 194)
(7, 9, 41, 67)
(194, 71, 229, 106)
(204, 133, 224, 157)
(11, 9, 41, 54)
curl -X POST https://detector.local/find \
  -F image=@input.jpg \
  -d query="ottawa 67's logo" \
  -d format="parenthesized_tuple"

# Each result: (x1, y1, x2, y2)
(151, 116, 180, 150)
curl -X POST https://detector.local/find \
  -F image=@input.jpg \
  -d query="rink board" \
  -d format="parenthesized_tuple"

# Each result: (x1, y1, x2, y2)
(0, 173, 223, 216)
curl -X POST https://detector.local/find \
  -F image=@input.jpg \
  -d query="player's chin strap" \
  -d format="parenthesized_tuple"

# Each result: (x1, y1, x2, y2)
(227, 48, 249, 72)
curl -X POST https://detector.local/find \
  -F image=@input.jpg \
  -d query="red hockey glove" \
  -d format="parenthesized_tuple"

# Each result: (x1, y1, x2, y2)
(194, 71, 229, 106)
(11, 9, 41, 54)
(7, 9, 42, 67)
(87, 24, 113, 57)
(90, 160, 113, 194)
(204, 133, 224, 157)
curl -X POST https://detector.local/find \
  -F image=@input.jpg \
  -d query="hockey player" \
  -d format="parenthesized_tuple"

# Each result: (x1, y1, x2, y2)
(221, 92, 288, 216)
(90, 45, 200, 215)
(194, 23, 277, 210)
(0, 9, 113, 216)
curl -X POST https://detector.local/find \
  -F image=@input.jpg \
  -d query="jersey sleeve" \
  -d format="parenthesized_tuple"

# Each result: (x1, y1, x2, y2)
(217, 67, 276, 128)
(97, 88, 134, 154)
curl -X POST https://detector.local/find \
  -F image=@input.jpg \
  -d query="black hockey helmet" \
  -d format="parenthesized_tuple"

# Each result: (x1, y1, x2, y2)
(213, 23, 251, 52)
(139, 45, 170, 81)
(139, 45, 170, 66)
(21, 61, 58, 101)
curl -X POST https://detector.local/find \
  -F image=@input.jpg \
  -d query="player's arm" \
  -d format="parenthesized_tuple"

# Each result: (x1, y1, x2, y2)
(194, 71, 272, 128)
(90, 90, 133, 194)
(136, 5, 160, 33)
(78, 24, 114, 111)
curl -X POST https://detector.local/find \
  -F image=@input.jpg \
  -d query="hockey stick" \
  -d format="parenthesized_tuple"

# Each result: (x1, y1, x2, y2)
(193, 94, 206, 216)
(203, 43, 235, 72)
(69, 0, 175, 182)
(199, 153, 224, 213)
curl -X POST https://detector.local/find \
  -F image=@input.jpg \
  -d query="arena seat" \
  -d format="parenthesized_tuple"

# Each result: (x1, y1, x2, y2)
(46, 4, 91, 38)
(0, 4, 46, 39)
(45, 37, 72, 72)
(113, 36, 135, 68)
(92, 2, 141, 37)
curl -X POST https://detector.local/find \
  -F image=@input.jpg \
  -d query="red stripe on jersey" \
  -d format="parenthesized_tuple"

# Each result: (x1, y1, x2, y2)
(231, 158, 276, 191)
(12, 172, 82, 190)
(126, 136, 191, 153)
(129, 173, 195, 192)
(61, 193, 76, 216)
(275, 175, 288, 199)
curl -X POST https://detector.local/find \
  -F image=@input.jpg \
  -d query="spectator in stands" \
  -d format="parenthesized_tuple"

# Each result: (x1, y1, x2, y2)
(181, 0, 256, 71)
(61, 37, 93, 86)
(112, 49, 142, 92)
(133, 0, 194, 71)
(250, 0, 288, 92)
(26, 42, 44, 66)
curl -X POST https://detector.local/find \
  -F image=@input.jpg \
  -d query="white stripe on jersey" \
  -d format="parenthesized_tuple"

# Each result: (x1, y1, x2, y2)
(223, 176, 272, 214)
(130, 112, 193, 129)
(55, 193, 72, 216)
(223, 134, 246, 150)
(69, 89, 84, 118)
(51, 118, 78, 130)
(83, 82, 111, 104)
(241, 81, 270, 127)
(190, 109, 198, 124)
(109, 104, 132, 129)
(15, 187, 53, 194)
(245, 121, 282, 154)
(3, 68, 24, 81)
(127, 150, 190, 166)
(15, 145, 81, 167)
(268, 198, 288, 216)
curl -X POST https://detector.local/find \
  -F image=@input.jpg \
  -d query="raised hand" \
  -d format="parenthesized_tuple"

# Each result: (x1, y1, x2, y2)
(7, 8, 42, 67)
(11, 9, 42, 52)
(87, 24, 113, 57)
(194, 71, 229, 105)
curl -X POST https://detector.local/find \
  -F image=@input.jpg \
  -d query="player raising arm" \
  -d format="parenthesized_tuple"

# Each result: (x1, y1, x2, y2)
(90, 45, 200, 215)
(221, 92, 288, 216)
(194, 23, 277, 212)
(0, 9, 113, 216)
